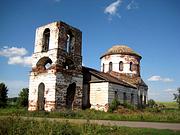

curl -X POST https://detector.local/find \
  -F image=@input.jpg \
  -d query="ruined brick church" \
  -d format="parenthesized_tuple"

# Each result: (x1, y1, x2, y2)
(28, 21, 148, 112)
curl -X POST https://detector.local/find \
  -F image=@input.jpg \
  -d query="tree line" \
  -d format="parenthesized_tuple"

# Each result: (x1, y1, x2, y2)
(0, 82, 29, 108)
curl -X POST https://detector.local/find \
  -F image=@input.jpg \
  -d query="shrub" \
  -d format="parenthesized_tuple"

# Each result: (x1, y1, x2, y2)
(108, 99, 120, 113)
(123, 101, 136, 110)
(148, 99, 156, 108)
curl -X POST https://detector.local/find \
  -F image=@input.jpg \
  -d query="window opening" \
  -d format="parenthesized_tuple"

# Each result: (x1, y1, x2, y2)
(42, 28, 50, 52)
(102, 63, 105, 72)
(130, 62, 133, 71)
(109, 62, 112, 72)
(119, 61, 123, 71)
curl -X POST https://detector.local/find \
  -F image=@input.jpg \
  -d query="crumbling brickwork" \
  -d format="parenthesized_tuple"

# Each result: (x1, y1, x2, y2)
(28, 21, 83, 111)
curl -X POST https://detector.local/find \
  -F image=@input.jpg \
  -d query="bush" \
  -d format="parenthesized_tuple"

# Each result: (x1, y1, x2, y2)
(123, 101, 136, 110)
(148, 99, 156, 108)
(108, 99, 120, 113)
(145, 103, 165, 113)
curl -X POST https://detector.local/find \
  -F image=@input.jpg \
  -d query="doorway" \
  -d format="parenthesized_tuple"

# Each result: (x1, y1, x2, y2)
(66, 82, 76, 109)
(38, 83, 45, 110)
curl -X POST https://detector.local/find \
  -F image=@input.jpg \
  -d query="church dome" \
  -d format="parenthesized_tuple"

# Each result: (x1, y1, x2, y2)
(100, 45, 141, 59)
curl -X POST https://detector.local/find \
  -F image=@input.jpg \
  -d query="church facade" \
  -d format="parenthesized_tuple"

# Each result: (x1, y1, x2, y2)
(28, 21, 148, 112)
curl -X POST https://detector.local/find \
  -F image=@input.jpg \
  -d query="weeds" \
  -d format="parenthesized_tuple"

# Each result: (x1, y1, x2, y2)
(0, 116, 180, 135)
(0, 105, 180, 123)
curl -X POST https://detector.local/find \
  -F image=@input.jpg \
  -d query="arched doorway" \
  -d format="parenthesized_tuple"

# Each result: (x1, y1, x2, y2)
(66, 82, 76, 109)
(38, 83, 45, 110)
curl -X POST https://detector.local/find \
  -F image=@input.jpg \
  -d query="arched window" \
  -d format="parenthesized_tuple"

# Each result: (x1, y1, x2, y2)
(109, 62, 112, 72)
(42, 28, 50, 52)
(66, 31, 75, 53)
(119, 61, 123, 71)
(102, 63, 105, 72)
(130, 62, 133, 71)
(66, 34, 70, 53)
(63, 58, 74, 70)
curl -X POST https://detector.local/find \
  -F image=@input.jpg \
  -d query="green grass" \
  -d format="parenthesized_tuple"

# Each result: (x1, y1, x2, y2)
(156, 101, 178, 109)
(0, 107, 180, 123)
(0, 116, 179, 135)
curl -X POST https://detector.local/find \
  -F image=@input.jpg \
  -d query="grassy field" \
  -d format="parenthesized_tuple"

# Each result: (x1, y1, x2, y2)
(0, 106, 180, 123)
(156, 101, 178, 109)
(0, 116, 179, 135)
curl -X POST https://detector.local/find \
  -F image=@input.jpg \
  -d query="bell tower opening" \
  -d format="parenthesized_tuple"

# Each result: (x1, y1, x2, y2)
(36, 57, 53, 72)
(66, 31, 75, 54)
(42, 28, 50, 52)
(63, 58, 74, 70)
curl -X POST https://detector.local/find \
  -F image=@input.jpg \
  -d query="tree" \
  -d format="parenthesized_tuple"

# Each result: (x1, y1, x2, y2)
(148, 99, 156, 108)
(0, 83, 8, 108)
(18, 88, 29, 107)
(173, 87, 180, 109)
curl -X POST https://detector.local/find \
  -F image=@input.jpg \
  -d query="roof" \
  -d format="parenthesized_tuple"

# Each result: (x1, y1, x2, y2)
(83, 66, 136, 88)
(109, 71, 148, 88)
(100, 45, 141, 59)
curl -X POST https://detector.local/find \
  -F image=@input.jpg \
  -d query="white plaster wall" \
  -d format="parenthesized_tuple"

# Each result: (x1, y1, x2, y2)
(90, 82, 109, 111)
(34, 22, 59, 53)
(101, 54, 139, 74)
(32, 49, 58, 68)
(108, 83, 138, 105)
(28, 73, 56, 111)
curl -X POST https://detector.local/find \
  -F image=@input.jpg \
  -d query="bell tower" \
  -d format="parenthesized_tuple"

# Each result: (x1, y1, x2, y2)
(28, 21, 83, 111)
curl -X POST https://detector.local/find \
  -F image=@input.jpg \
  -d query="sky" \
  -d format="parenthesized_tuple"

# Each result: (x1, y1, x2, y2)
(0, 0, 180, 101)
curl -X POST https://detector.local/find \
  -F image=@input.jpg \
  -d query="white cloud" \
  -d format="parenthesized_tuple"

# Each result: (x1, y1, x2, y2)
(0, 46, 32, 67)
(126, 0, 138, 10)
(163, 78, 174, 82)
(148, 76, 174, 82)
(148, 76, 161, 81)
(104, 0, 122, 20)
(164, 89, 176, 93)
(0, 46, 27, 57)
(8, 56, 32, 66)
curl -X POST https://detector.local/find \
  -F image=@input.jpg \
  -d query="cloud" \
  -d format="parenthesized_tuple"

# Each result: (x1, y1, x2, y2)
(0, 46, 32, 67)
(126, 0, 138, 10)
(0, 46, 27, 57)
(104, 0, 122, 20)
(8, 56, 32, 66)
(148, 76, 174, 82)
(164, 89, 176, 93)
